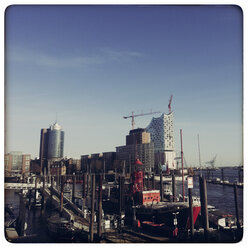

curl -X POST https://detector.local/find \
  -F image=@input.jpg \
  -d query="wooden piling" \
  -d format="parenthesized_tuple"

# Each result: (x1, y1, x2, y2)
(172, 173, 176, 202)
(72, 173, 76, 203)
(97, 174, 103, 239)
(86, 173, 89, 196)
(238, 169, 242, 184)
(56, 170, 59, 191)
(233, 183, 241, 230)
(188, 187, 194, 240)
(60, 175, 65, 217)
(17, 193, 26, 236)
(90, 174, 96, 242)
(199, 176, 209, 241)
(119, 176, 125, 214)
(152, 173, 155, 189)
(34, 177, 38, 204)
(160, 172, 164, 202)
(221, 168, 224, 182)
(42, 170, 46, 193)
(82, 173, 86, 211)
(148, 173, 151, 190)
(28, 189, 32, 209)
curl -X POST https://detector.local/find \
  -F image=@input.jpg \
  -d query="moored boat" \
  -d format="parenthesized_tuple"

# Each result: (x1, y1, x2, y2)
(46, 215, 80, 241)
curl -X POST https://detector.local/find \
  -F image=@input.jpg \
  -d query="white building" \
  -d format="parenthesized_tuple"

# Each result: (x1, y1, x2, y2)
(146, 112, 176, 170)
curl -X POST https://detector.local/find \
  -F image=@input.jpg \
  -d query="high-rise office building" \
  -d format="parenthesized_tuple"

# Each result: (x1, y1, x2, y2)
(146, 112, 176, 170)
(39, 122, 64, 174)
(47, 122, 64, 159)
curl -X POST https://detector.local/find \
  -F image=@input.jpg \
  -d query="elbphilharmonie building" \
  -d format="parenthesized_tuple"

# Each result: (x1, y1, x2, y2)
(146, 112, 176, 170)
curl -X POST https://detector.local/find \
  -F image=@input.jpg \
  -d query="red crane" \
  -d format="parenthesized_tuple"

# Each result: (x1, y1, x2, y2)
(123, 111, 160, 130)
(168, 95, 173, 114)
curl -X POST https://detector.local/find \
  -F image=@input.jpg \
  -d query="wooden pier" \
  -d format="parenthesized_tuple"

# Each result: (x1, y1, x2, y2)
(5, 173, 243, 243)
(206, 179, 243, 188)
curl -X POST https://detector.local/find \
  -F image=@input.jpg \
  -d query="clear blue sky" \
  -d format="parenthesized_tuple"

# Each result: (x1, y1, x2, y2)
(5, 5, 243, 166)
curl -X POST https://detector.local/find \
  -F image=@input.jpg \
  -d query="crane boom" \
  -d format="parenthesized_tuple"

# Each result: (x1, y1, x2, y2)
(123, 111, 160, 129)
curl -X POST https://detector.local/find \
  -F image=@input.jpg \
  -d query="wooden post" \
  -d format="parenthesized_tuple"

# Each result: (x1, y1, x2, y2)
(97, 174, 103, 239)
(221, 168, 224, 182)
(238, 169, 242, 183)
(86, 173, 89, 196)
(40, 192, 46, 217)
(60, 175, 64, 217)
(82, 173, 86, 210)
(172, 173, 176, 202)
(160, 172, 164, 202)
(233, 183, 241, 230)
(34, 177, 38, 204)
(199, 176, 209, 241)
(72, 173, 76, 203)
(148, 173, 151, 190)
(48, 177, 53, 217)
(57, 169, 60, 191)
(188, 187, 194, 240)
(28, 189, 32, 209)
(119, 176, 125, 214)
(152, 173, 155, 189)
(90, 174, 96, 242)
(17, 194, 26, 236)
(43, 170, 46, 192)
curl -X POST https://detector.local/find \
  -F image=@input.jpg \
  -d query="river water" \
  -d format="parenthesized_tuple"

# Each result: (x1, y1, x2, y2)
(176, 167, 243, 219)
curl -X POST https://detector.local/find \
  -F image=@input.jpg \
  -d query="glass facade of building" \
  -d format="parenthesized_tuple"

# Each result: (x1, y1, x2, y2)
(10, 152, 23, 171)
(146, 112, 176, 170)
(47, 123, 64, 159)
(146, 112, 174, 152)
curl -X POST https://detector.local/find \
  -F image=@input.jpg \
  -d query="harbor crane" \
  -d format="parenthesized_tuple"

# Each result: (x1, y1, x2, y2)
(205, 155, 217, 168)
(168, 95, 173, 114)
(123, 111, 160, 130)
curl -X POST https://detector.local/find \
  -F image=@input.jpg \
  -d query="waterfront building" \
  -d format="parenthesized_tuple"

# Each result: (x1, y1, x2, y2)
(146, 112, 176, 171)
(126, 128, 151, 145)
(30, 158, 41, 175)
(39, 121, 64, 174)
(4, 151, 31, 176)
(81, 152, 116, 173)
(50, 159, 66, 176)
(116, 128, 154, 173)
(66, 158, 81, 174)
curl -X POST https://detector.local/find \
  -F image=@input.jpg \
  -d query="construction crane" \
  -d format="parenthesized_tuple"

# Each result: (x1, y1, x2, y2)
(168, 95, 173, 114)
(123, 111, 160, 130)
(205, 155, 217, 168)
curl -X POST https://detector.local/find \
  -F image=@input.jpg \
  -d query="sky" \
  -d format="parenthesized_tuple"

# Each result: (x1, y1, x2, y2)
(4, 4, 243, 167)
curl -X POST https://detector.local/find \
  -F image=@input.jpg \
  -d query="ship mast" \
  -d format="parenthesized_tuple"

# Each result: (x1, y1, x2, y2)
(180, 129, 185, 202)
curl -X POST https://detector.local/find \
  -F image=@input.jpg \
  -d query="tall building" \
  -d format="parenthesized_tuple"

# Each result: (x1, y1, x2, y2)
(126, 128, 151, 145)
(4, 151, 31, 176)
(146, 112, 176, 170)
(116, 128, 154, 172)
(39, 122, 64, 174)
(47, 122, 64, 159)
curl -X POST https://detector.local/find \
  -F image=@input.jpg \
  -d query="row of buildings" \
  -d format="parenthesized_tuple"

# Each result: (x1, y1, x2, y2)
(5, 111, 177, 177)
